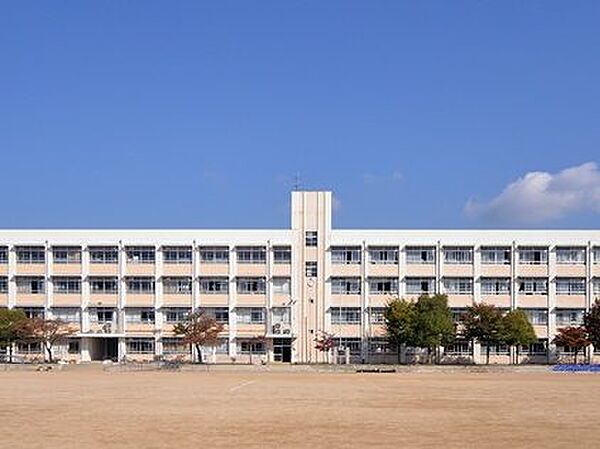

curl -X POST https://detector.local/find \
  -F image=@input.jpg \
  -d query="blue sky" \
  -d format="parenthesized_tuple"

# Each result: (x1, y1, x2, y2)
(1, 2, 599, 229)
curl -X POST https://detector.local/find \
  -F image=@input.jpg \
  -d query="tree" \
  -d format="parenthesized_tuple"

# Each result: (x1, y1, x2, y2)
(314, 330, 336, 363)
(461, 303, 505, 365)
(0, 309, 28, 363)
(502, 309, 537, 363)
(19, 317, 77, 363)
(384, 298, 417, 363)
(553, 327, 590, 364)
(173, 311, 224, 363)
(412, 294, 455, 364)
(583, 299, 600, 351)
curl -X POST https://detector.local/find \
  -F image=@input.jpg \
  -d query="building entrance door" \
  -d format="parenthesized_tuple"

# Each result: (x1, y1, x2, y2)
(273, 338, 292, 363)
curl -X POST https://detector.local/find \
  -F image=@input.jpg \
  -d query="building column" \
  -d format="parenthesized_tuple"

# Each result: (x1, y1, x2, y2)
(548, 245, 558, 364)
(8, 245, 17, 309)
(228, 246, 237, 359)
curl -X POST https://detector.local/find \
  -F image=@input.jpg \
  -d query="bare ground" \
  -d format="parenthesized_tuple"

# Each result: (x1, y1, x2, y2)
(1, 366, 599, 448)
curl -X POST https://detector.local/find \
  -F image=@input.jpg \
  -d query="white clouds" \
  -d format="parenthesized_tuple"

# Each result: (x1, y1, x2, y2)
(465, 162, 600, 225)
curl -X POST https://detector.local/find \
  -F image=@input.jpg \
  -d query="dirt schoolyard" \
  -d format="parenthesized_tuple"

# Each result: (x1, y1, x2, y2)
(1, 365, 599, 448)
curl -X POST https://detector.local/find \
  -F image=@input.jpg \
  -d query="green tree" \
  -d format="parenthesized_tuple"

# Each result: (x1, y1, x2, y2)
(583, 299, 600, 351)
(412, 294, 455, 364)
(173, 311, 224, 363)
(0, 309, 28, 363)
(461, 303, 505, 365)
(553, 326, 590, 364)
(384, 299, 417, 363)
(502, 309, 537, 363)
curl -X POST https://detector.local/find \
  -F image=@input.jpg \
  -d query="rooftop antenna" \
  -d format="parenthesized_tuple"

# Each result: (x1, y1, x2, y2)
(292, 172, 302, 191)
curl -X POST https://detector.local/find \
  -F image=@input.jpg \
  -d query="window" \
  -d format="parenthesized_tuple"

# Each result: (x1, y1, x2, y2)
(201, 307, 229, 324)
(331, 246, 361, 264)
(369, 278, 399, 295)
(17, 342, 41, 354)
(199, 247, 229, 264)
(53, 277, 81, 294)
(450, 308, 468, 323)
(272, 277, 291, 295)
(236, 246, 266, 264)
(127, 277, 155, 294)
(199, 277, 229, 294)
(239, 340, 266, 354)
(368, 337, 393, 354)
(594, 247, 600, 264)
(444, 247, 473, 264)
(518, 247, 548, 265)
(273, 246, 292, 264)
(331, 307, 361, 324)
(406, 247, 435, 264)
(0, 277, 7, 294)
(164, 308, 189, 323)
(518, 278, 548, 295)
(521, 339, 547, 356)
(17, 307, 44, 319)
(368, 247, 398, 265)
(16, 277, 45, 294)
(480, 247, 511, 265)
(305, 261, 317, 277)
(445, 340, 472, 356)
(480, 343, 509, 355)
(331, 277, 361, 295)
(90, 308, 115, 324)
(405, 277, 435, 295)
(52, 246, 81, 264)
(556, 247, 586, 265)
(162, 337, 188, 354)
(369, 307, 385, 324)
(334, 337, 361, 355)
(52, 308, 80, 323)
(237, 277, 266, 294)
(443, 278, 473, 295)
(481, 278, 511, 295)
(16, 246, 45, 264)
(271, 307, 291, 325)
(125, 308, 155, 324)
(68, 339, 80, 354)
(595, 279, 600, 295)
(90, 277, 118, 294)
(236, 307, 265, 324)
(0, 247, 7, 263)
(125, 246, 155, 264)
(163, 246, 192, 264)
(126, 338, 155, 354)
(520, 308, 548, 325)
(556, 309, 585, 326)
(556, 278, 586, 295)
(305, 231, 318, 247)
(163, 277, 192, 294)
(89, 246, 118, 264)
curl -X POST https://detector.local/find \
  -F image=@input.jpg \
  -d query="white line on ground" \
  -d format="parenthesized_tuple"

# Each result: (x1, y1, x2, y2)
(229, 380, 255, 392)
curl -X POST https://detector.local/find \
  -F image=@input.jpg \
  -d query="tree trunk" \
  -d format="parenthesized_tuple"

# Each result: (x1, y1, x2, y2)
(8, 343, 13, 364)
(45, 343, 53, 363)
(515, 346, 520, 365)
(574, 349, 578, 364)
(195, 344, 203, 363)
(486, 346, 490, 365)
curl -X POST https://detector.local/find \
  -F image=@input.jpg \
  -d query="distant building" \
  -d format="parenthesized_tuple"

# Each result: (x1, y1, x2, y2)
(1, 191, 599, 364)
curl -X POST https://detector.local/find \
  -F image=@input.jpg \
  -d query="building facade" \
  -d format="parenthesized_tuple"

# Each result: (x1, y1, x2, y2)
(1, 190, 600, 364)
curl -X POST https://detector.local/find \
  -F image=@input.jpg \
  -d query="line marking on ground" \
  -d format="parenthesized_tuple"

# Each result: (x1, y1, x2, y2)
(229, 380, 255, 392)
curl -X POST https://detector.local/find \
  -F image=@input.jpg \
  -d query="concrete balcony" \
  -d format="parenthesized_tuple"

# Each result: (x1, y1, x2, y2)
(52, 264, 82, 276)
(53, 294, 82, 307)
